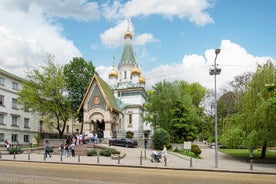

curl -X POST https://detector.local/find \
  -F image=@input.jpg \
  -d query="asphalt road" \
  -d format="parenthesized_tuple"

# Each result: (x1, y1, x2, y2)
(0, 161, 275, 184)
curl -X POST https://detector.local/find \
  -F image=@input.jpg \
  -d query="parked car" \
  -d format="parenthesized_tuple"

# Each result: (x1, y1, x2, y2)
(109, 138, 138, 148)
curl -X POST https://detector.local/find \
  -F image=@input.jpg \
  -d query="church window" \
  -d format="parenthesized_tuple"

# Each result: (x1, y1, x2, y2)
(124, 71, 127, 79)
(129, 114, 132, 124)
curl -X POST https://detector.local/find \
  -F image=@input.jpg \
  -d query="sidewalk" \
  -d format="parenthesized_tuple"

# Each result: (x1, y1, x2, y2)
(0, 143, 275, 174)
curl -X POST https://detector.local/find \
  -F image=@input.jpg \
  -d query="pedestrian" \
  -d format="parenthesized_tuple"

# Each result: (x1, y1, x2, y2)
(44, 140, 51, 158)
(59, 144, 64, 156)
(161, 144, 167, 162)
(70, 142, 76, 157)
(64, 144, 69, 157)
(144, 137, 148, 149)
(89, 132, 94, 143)
(4, 139, 10, 151)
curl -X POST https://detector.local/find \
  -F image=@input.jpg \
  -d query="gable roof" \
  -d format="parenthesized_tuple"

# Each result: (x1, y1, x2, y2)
(78, 74, 121, 113)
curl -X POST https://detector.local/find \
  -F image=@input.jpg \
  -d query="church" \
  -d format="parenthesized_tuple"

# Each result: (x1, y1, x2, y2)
(78, 25, 152, 141)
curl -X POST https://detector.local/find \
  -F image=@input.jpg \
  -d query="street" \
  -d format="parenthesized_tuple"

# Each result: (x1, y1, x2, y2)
(0, 161, 275, 184)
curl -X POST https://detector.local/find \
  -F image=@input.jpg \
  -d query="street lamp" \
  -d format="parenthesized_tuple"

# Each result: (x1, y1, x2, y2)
(209, 48, 221, 168)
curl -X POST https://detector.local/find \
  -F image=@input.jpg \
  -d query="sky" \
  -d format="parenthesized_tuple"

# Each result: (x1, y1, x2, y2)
(0, 0, 275, 91)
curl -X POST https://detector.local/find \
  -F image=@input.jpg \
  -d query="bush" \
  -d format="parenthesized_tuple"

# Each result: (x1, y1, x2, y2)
(152, 128, 170, 150)
(191, 144, 202, 156)
(9, 147, 22, 154)
(99, 148, 120, 157)
(126, 131, 134, 139)
(87, 149, 98, 156)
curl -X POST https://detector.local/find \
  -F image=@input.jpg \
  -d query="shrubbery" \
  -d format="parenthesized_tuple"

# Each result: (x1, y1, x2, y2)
(99, 148, 120, 157)
(152, 128, 170, 150)
(87, 149, 98, 156)
(9, 147, 22, 154)
(191, 144, 202, 156)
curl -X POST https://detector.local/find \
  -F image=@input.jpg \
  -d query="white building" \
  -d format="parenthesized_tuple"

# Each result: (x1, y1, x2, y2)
(0, 68, 39, 145)
(79, 26, 152, 139)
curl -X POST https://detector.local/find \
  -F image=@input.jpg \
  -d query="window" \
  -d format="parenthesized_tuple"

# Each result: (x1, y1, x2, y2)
(0, 95, 4, 106)
(0, 114, 4, 124)
(11, 134, 18, 142)
(124, 71, 127, 79)
(66, 125, 69, 133)
(12, 82, 19, 90)
(12, 98, 18, 109)
(11, 116, 18, 126)
(0, 77, 4, 86)
(24, 135, 29, 143)
(129, 114, 132, 124)
(24, 118, 30, 128)
(0, 133, 4, 141)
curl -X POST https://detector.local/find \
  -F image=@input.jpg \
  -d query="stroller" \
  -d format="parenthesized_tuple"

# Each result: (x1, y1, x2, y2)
(150, 151, 162, 162)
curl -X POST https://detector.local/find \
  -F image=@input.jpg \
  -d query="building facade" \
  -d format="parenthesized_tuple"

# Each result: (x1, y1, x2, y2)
(79, 26, 152, 139)
(0, 69, 39, 145)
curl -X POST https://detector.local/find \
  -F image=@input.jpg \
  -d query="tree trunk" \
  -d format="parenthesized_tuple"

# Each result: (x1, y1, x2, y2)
(260, 142, 266, 159)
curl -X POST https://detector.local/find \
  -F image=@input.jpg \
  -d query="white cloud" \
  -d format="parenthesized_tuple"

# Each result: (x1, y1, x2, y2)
(102, 0, 214, 26)
(143, 40, 272, 90)
(0, 2, 81, 78)
(100, 19, 158, 48)
(2, 0, 100, 22)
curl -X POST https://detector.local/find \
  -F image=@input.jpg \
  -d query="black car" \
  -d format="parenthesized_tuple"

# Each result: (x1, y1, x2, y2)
(109, 138, 138, 148)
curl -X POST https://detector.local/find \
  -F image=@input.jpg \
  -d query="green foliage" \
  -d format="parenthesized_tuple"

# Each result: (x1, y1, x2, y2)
(99, 148, 120, 157)
(9, 147, 22, 154)
(87, 149, 98, 156)
(17, 55, 71, 137)
(63, 57, 97, 134)
(218, 60, 276, 158)
(34, 134, 41, 145)
(144, 80, 207, 143)
(191, 144, 202, 156)
(126, 131, 134, 139)
(152, 128, 170, 150)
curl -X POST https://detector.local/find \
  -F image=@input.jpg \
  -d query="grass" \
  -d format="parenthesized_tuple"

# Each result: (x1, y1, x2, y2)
(173, 149, 201, 159)
(220, 148, 276, 162)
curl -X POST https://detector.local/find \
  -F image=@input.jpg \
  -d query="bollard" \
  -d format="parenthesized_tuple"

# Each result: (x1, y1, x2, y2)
(13, 152, 16, 159)
(140, 150, 143, 165)
(60, 153, 63, 162)
(164, 157, 167, 166)
(144, 150, 146, 159)
(190, 158, 193, 167)
(0, 151, 2, 159)
(43, 154, 46, 161)
(78, 155, 80, 163)
(28, 152, 30, 161)
(249, 159, 253, 170)
(97, 153, 99, 163)
(118, 155, 120, 164)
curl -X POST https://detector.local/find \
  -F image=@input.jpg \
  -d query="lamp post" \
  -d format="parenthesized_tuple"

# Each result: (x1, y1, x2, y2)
(209, 48, 221, 168)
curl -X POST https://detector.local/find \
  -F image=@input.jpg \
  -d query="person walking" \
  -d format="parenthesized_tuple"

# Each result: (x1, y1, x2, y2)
(44, 140, 51, 158)
(161, 144, 167, 163)
(70, 142, 76, 157)
(144, 137, 148, 149)
(64, 144, 69, 157)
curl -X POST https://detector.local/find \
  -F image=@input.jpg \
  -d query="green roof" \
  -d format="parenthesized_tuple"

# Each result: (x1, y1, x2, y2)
(95, 75, 121, 113)
(119, 44, 136, 66)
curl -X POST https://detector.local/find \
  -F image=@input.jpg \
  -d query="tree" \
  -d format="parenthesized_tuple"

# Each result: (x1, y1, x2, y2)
(17, 55, 71, 137)
(63, 57, 97, 134)
(241, 61, 276, 158)
(144, 80, 207, 142)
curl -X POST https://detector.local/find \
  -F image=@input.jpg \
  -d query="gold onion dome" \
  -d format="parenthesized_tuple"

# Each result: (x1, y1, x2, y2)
(109, 67, 118, 78)
(131, 65, 141, 75)
(139, 75, 146, 84)
(124, 30, 132, 40)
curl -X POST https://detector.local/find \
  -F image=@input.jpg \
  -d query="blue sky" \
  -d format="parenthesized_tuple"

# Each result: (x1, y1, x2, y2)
(0, 0, 275, 90)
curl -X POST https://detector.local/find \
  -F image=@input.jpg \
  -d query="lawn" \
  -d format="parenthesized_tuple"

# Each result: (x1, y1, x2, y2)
(220, 148, 276, 163)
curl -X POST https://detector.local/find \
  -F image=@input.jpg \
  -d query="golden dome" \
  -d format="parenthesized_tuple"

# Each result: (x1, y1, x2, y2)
(109, 67, 118, 78)
(124, 30, 132, 40)
(139, 75, 146, 84)
(131, 65, 141, 75)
